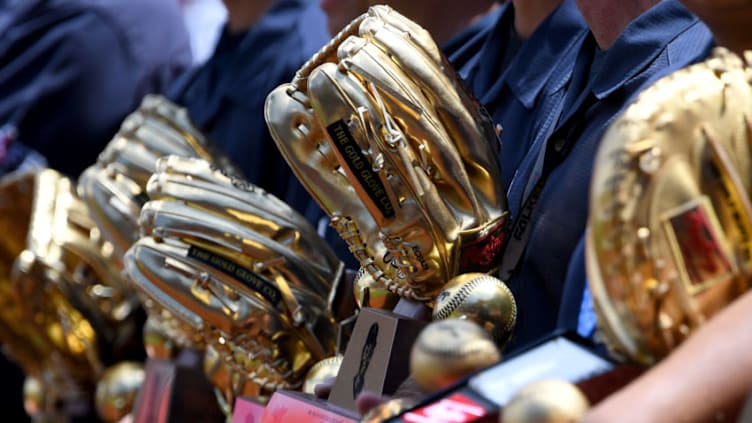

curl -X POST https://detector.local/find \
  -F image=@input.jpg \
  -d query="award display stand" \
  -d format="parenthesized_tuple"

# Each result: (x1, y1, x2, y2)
(255, 296, 428, 421)
(328, 301, 429, 412)
(131, 349, 225, 423)
(233, 396, 267, 423)
(386, 332, 644, 423)
(260, 390, 359, 423)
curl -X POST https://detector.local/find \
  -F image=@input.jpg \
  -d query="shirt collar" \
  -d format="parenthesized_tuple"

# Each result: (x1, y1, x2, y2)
(464, 3, 513, 99)
(442, 6, 499, 58)
(501, 0, 588, 108)
(589, 0, 700, 99)
(238, 0, 326, 58)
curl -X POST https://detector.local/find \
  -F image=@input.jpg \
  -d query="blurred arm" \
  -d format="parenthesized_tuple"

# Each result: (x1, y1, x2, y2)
(583, 290, 752, 423)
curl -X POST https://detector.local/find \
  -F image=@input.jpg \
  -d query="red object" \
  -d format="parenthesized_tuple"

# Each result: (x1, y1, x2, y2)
(459, 218, 508, 272)
(402, 393, 488, 423)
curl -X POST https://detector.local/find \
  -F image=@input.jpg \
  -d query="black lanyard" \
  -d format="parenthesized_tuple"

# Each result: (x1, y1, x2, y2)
(498, 93, 598, 281)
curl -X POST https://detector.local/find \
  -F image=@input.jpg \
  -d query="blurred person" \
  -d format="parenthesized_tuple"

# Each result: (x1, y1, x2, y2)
(498, 0, 712, 353)
(0, 1, 191, 418)
(450, 0, 589, 209)
(352, 0, 713, 413)
(169, 0, 360, 269)
(578, 2, 752, 421)
(0, 0, 192, 177)
(381, 1, 711, 417)
(169, 0, 330, 215)
(583, 291, 752, 422)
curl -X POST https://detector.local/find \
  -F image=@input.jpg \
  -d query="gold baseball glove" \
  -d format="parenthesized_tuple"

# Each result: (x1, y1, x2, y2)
(77, 94, 243, 365)
(0, 168, 142, 420)
(265, 5, 508, 302)
(124, 155, 342, 409)
(78, 94, 240, 267)
(586, 48, 752, 365)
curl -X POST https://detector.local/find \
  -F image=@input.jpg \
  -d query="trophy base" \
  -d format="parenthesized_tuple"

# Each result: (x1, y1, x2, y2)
(260, 390, 359, 423)
(386, 332, 644, 423)
(328, 306, 428, 412)
(131, 350, 225, 423)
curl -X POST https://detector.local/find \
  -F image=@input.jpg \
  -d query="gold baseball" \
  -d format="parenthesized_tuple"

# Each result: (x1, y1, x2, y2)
(410, 319, 501, 392)
(95, 362, 146, 423)
(433, 273, 517, 346)
(502, 379, 590, 423)
(353, 267, 400, 310)
(302, 354, 344, 394)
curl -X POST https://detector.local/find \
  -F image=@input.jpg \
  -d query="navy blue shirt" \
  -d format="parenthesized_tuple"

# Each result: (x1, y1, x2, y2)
(0, 0, 192, 177)
(451, 0, 589, 211)
(169, 0, 361, 267)
(170, 0, 330, 216)
(562, 40, 716, 344)
(504, 0, 713, 352)
(444, 0, 587, 347)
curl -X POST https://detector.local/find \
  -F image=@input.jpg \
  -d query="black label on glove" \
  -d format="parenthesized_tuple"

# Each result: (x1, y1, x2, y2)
(327, 120, 395, 218)
(187, 245, 282, 307)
